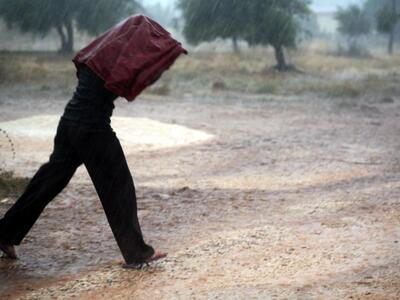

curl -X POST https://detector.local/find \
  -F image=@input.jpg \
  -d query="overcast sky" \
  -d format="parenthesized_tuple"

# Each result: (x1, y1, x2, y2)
(142, 0, 365, 13)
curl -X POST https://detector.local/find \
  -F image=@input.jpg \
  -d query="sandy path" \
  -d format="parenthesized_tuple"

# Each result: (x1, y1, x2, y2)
(0, 87, 399, 299)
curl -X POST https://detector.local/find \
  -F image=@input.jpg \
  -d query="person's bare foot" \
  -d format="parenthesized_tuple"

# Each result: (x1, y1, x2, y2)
(122, 250, 167, 269)
(0, 241, 17, 259)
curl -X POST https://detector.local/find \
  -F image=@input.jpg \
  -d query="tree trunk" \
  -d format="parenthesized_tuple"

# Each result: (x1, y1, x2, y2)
(388, 30, 395, 54)
(64, 18, 74, 53)
(232, 36, 240, 54)
(388, 0, 397, 55)
(273, 44, 287, 71)
(55, 19, 74, 53)
(55, 24, 67, 52)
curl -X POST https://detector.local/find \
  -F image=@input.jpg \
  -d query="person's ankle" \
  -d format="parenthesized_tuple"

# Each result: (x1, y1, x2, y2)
(0, 240, 18, 259)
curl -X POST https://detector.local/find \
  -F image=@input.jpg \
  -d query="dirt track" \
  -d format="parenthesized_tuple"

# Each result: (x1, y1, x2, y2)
(0, 84, 399, 299)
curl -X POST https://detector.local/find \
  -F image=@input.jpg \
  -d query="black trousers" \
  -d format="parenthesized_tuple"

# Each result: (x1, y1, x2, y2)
(0, 119, 154, 264)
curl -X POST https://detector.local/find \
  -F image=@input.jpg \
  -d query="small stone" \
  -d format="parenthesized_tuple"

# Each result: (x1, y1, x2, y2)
(1, 198, 9, 203)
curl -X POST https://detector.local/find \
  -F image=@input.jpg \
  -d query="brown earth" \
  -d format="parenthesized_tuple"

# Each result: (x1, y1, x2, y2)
(0, 53, 400, 299)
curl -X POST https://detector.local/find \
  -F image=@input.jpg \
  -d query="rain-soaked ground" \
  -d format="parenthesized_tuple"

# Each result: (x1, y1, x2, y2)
(0, 84, 399, 299)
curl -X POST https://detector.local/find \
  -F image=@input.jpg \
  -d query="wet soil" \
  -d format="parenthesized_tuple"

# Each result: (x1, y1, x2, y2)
(0, 86, 399, 299)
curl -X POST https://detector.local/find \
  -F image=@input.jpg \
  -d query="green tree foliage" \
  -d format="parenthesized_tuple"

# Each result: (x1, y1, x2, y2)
(336, 5, 371, 38)
(0, 0, 139, 53)
(364, 0, 400, 23)
(335, 4, 371, 54)
(178, 0, 247, 53)
(376, 0, 399, 54)
(244, 0, 311, 71)
(179, 0, 311, 71)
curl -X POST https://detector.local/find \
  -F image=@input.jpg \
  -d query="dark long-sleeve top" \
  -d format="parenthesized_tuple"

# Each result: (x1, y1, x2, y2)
(61, 64, 118, 126)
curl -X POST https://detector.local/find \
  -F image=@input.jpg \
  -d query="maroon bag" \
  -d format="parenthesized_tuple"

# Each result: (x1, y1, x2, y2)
(73, 15, 187, 101)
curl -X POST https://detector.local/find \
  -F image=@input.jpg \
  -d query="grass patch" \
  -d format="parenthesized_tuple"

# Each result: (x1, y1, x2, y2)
(325, 82, 364, 98)
(1, 46, 399, 98)
(293, 81, 364, 98)
(146, 83, 171, 96)
(0, 51, 74, 85)
(254, 81, 278, 94)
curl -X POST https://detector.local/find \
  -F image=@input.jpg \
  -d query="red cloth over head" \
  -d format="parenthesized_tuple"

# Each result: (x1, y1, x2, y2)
(73, 14, 187, 101)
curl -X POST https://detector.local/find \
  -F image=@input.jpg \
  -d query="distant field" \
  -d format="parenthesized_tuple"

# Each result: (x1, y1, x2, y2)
(1, 42, 399, 100)
(142, 42, 400, 99)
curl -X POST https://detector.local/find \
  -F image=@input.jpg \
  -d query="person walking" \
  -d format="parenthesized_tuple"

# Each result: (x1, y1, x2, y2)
(0, 15, 187, 269)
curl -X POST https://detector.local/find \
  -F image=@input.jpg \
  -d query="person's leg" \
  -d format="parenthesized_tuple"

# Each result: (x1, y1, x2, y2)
(71, 124, 155, 265)
(0, 121, 82, 246)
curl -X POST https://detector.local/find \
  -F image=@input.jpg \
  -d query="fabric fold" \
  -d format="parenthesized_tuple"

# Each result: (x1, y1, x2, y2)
(73, 14, 187, 101)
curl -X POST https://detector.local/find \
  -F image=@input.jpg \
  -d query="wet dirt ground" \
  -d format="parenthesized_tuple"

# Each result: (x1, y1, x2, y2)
(0, 85, 399, 299)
